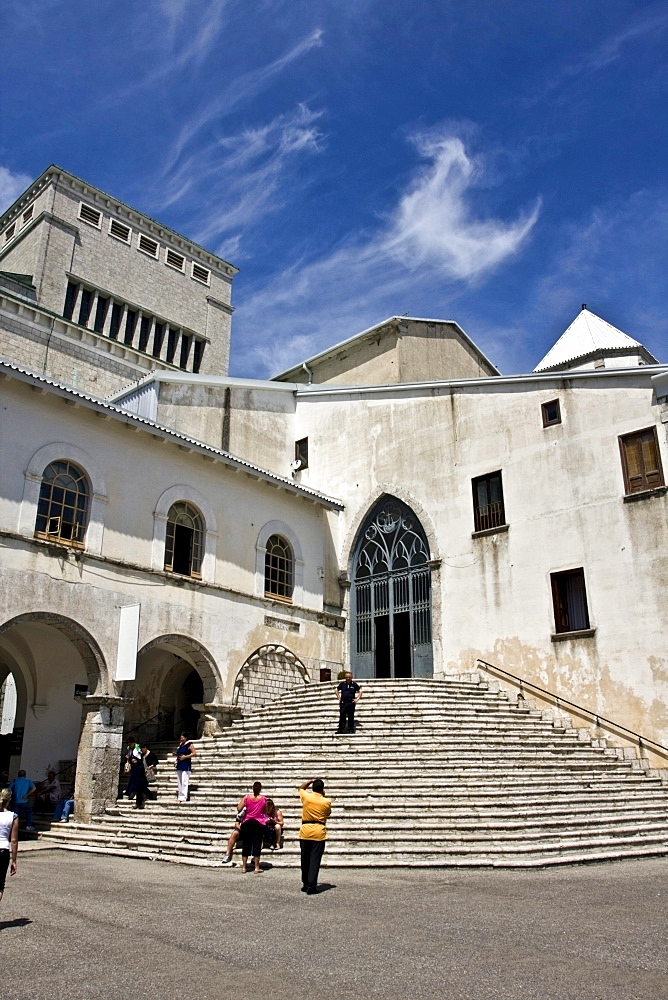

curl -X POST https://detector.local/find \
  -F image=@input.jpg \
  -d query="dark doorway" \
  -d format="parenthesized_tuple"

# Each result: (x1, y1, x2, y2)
(178, 669, 203, 738)
(374, 616, 391, 677)
(393, 611, 412, 678)
(351, 498, 433, 679)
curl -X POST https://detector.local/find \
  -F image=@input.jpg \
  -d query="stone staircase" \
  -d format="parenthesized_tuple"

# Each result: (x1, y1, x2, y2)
(39, 676, 668, 867)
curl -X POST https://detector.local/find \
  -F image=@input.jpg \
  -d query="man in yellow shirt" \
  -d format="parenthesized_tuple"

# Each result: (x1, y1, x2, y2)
(298, 777, 332, 895)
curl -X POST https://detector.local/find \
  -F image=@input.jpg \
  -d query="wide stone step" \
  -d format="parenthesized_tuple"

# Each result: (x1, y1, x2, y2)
(53, 676, 668, 868)
(40, 826, 668, 862)
(76, 814, 668, 843)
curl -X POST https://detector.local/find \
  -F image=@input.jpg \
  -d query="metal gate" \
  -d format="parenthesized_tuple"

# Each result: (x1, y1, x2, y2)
(351, 499, 432, 678)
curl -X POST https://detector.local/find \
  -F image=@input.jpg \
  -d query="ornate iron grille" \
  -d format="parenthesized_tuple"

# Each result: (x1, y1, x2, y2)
(352, 500, 432, 675)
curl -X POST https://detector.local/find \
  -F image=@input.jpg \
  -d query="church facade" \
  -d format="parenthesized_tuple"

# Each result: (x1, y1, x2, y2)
(1, 166, 667, 819)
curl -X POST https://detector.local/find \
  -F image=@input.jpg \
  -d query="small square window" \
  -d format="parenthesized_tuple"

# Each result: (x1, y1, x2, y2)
(109, 218, 131, 244)
(191, 262, 210, 285)
(472, 471, 505, 532)
(541, 399, 561, 427)
(79, 202, 102, 228)
(165, 248, 185, 272)
(551, 568, 590, 633)
(4, 223, 16, 242)
(619, 427, 664, 494)
(137, 233, 159, 258)
(21, 204, 34, 228)
(295, 438, 309, 470)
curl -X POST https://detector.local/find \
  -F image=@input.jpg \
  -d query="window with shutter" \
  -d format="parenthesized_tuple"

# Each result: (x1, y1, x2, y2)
(165, 248, 185, 272)
(191, 262, 210, 284)
(472, 471, 506, 532)
(109, 218, 131, 243)
(619, 427, 664, 494)
(137, 233, 159, 258)
(551, 569, 590, 634)
(79, 202, 102, 228)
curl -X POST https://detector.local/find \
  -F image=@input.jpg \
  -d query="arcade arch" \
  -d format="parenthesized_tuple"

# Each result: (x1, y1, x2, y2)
(129, 635, 220, 741)
(0, 613, 107, 780)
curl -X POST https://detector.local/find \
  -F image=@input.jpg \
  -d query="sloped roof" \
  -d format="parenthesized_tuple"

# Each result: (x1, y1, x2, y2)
(0, 359, 343, 510)
(533, 308, 656, 372)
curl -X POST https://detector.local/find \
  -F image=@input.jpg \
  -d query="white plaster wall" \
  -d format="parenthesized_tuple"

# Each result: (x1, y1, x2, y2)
(0, 377, 344, 738)
(290, 373, 668, 744)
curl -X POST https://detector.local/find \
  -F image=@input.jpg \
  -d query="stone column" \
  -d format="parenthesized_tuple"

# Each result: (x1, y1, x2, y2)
(192, 702, 241, 737)
(74, 695, 127, 822)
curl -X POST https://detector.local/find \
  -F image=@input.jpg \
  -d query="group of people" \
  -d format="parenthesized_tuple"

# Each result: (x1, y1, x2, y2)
(124, 741, 160, 809)
(1, 768, 75, 830)
(221, 777, 331, 893)
(220, 781, 284, 872)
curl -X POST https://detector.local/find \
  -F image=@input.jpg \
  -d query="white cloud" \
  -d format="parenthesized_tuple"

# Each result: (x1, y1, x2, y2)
(231, 126, 540, 375)
(161, 27, 324, 177)
(105, 0, 232, 103)
(0, 166, 32, 213)
(153, 103, 324, 252)
(383, 130, 540, 280)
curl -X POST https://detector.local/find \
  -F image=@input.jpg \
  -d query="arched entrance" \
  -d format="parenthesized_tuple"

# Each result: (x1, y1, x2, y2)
(351, 497, 433, 679)
(0, 613, 107, 780)
(130, 635, 219, 741)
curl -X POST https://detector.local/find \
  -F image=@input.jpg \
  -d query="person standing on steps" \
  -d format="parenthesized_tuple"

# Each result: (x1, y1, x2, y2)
(175, 733, 196, 802)
(298, 777, 331, 895)
(336, 671, 362, 733)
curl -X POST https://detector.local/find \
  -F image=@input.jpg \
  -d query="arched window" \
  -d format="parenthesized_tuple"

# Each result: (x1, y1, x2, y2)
(164, 502, 204, 578)
(264, 534, 294, 601)
(35, 461, 90, 546)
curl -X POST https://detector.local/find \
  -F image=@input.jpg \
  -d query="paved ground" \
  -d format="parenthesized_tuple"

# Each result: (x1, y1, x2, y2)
(1, 850, 667, 1000)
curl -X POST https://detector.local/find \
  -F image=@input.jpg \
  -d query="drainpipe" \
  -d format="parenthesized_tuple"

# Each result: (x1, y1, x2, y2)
(301, 362, 313, 385)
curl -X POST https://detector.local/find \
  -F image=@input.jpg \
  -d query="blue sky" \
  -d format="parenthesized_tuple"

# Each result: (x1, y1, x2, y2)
(1, 0, 666, 377)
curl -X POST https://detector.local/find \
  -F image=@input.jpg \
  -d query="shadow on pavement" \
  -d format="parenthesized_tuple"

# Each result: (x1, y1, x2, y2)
(0, 918, 33, 930)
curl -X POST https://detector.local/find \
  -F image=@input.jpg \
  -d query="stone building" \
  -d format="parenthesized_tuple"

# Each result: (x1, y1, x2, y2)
(1, 167, 667, 819)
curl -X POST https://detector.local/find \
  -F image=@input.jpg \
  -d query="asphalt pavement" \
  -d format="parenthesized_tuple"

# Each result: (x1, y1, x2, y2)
(1, 849, 667, 1000)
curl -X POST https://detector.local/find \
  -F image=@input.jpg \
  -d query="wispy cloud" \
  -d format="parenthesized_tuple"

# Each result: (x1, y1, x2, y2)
(152, 103, 324, 253)
(161, 27, 324, 177)
(0, 166, 33, 213)
(232, 125, 540, 375)
(523, 7, 668, 107)
(96, 0, 232, 106)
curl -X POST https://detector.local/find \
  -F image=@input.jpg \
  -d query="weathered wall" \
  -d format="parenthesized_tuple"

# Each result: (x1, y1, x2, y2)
(277, 319, 497, 387)
(288, 372, 668, 746)
(398, 320, 498, 381)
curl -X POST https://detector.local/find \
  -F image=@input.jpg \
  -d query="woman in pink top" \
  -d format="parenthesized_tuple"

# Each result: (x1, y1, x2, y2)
(237, 781, 267, 873)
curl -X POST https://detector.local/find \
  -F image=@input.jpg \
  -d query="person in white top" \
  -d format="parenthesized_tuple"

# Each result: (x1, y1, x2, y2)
(0, 788, 19, 905)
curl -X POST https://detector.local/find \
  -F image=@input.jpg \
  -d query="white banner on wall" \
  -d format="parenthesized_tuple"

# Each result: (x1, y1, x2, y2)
(114, 603, 141, 681)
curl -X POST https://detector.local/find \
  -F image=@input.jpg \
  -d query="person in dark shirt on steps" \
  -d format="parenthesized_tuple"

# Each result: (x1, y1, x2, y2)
(336, 672, 362, 733)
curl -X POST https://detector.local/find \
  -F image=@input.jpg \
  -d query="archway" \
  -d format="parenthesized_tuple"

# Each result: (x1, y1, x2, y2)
(130, 635, 219, 742)
(350, 497, 433, 679)
(0, 613, 107, 781)
(233, 645, 309, 717)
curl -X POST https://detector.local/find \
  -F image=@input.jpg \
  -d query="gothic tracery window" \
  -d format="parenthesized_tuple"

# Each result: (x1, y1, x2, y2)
(164, 501, 204, 578)
(35, 460, 90, 546)
(264, 534, 294, 601)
